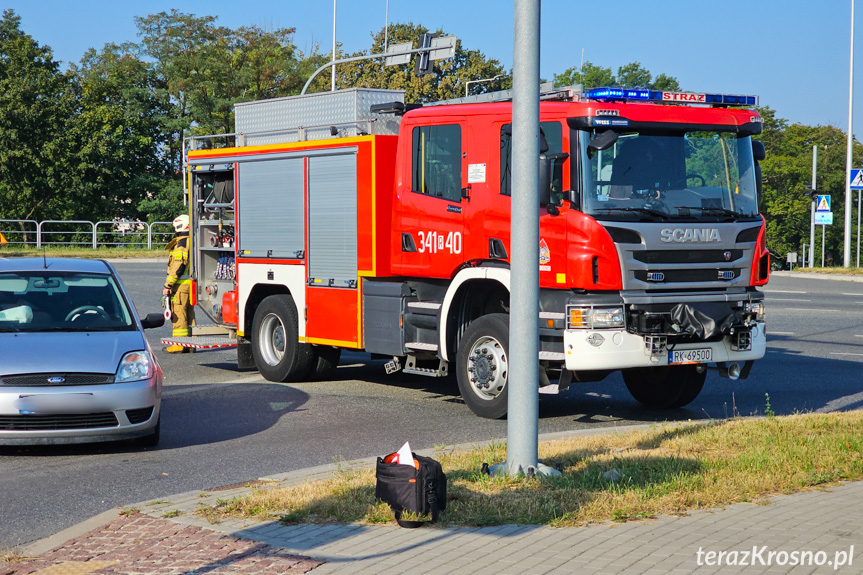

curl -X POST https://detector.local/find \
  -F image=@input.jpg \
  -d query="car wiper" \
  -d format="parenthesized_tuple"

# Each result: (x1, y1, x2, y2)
(683, 206, 741, 219)
(593, 207, 670, 220)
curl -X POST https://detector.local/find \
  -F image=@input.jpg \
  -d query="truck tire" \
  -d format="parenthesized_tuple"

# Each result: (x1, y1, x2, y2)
(622, 365, 706, 408)
(456, 314, 510, 419)
(251, 295, 314, 382)
(309, 346, 341, 380)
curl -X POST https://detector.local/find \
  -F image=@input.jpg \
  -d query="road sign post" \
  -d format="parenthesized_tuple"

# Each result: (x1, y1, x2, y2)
(851, 169, 863, 268)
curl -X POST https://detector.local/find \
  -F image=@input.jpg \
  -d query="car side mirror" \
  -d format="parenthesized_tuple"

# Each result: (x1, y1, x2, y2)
(141, 313, 166, 330)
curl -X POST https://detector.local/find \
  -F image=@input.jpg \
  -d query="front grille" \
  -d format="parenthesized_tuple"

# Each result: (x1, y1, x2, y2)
(0, 373, 115, 387)
(633, 250, 743, 264)
(635, 268, 741, 283)
(126, 407, 154, 425)
(0, 412, 119, 431)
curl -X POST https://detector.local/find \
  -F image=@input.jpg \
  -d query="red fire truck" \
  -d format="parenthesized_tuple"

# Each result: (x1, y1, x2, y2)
(165, 85, 769, 418)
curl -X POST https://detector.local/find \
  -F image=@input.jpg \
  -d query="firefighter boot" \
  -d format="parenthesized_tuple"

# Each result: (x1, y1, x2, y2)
(164, 344, 185, 354)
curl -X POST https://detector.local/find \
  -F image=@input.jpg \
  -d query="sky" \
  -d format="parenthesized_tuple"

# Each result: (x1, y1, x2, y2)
(4, 1, 863, 138)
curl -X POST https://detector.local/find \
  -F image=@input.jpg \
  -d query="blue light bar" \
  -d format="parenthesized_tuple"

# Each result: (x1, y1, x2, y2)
(584, 87, 758, 107)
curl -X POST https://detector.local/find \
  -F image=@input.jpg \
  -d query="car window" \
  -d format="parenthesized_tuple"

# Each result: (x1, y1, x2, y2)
(0, 272, 135, 332)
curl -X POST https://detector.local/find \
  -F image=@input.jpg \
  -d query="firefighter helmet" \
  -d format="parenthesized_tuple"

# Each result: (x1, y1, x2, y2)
(172, 214, 190, 233)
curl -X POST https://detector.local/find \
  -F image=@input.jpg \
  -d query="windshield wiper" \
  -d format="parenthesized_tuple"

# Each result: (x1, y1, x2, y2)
(683, 206, 741, 219)
(593, 207, 670, 220)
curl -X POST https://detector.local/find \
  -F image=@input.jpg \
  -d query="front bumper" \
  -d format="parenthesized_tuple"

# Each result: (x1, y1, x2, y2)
(563, 321, 766, 371)
(0, 377, 161, 445)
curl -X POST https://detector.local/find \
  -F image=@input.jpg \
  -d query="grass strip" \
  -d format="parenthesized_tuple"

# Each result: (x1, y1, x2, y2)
(0, 246, 164, 259)
(197, 412, 863, 527)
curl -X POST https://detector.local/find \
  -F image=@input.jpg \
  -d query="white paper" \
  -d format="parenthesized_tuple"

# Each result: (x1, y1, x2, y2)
(396, 441, 415, 467)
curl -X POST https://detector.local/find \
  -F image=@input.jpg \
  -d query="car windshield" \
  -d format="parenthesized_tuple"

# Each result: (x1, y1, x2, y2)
(578, 129, 760, 222)
(0, 272, 135, 333)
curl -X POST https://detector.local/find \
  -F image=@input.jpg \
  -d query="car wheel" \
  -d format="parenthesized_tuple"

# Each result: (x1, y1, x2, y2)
(456, 314, 510, 419)
(622, 365, 706, 408)
(251, 295, 314, 382)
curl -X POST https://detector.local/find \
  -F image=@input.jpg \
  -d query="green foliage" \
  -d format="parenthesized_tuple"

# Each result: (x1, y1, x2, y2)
(554, 61, 680, 91)
(0, 10, 77, 222)
(757, 107, 859, 263)
(325, 23, 508, 103)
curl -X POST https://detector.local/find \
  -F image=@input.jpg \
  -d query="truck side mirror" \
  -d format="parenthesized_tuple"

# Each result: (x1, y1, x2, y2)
(752, 140, 766, 208)
(587, 130, 619, 158)
(752, 140, 766, 162)
(539, 152, 570, 208)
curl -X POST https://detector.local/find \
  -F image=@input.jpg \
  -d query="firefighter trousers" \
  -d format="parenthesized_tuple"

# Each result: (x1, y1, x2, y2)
(170, 284, 195, 337)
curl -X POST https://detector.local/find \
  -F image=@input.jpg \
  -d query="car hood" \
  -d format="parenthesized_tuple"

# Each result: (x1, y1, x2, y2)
(0, 331, 147, 376)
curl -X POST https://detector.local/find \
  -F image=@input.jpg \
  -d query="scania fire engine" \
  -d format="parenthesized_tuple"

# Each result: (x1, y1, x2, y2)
(165, 84, 769, 419)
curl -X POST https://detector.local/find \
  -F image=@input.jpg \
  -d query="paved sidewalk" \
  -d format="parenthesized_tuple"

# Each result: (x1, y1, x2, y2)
(8, 426, 863, 575)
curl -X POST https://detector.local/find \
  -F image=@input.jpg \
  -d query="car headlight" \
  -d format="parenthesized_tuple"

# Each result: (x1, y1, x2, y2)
(744, 301, 765, 321)
(567, 306, 625, 329)
(116, 351, 154, 382)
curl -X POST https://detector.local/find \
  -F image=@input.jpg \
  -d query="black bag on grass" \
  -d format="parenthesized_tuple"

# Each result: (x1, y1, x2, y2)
(375, 452, 446, 528)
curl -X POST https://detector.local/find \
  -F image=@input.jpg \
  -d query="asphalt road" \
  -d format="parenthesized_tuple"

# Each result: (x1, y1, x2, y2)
(1, 264, 862, 548)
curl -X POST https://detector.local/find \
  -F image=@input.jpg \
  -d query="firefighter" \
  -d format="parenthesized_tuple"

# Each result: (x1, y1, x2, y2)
(162, 214, 195, 353)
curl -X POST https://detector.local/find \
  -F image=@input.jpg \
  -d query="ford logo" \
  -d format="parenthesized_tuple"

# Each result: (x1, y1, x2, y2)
(47, 377, 66, 384)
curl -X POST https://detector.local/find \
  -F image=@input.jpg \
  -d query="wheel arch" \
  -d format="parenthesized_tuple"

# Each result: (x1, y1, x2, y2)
(439, 267, 510, 362)
(244, 283, 293, 338)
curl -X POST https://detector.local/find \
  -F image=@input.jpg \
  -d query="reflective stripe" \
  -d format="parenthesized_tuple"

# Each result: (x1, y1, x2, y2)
(171, 250, 188, 258)
(165, 276, 177, 284)
(173, 329, 190, 336)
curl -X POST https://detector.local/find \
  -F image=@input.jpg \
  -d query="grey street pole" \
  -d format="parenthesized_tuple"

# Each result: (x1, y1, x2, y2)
(331, 0, 337, 92)
(845, 0, 855, 267)
(505, 0, 541, 476)
(823, 224, 827, 268)
(858, 190, 861, 267)
(811, 146, 817, 268)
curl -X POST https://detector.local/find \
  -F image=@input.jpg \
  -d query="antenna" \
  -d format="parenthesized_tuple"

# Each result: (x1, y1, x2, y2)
(42, 247, 47, 269)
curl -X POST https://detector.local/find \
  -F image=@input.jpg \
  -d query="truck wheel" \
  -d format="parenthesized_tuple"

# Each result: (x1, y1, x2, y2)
(309, 346, 341, 380)
(251, 295, 314, 382)
(622, 365, 706, 408)
(456, 314, 510, 419)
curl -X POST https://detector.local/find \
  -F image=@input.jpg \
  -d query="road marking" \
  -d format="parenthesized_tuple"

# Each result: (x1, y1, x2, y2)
(855, 335, 863, 338)
(764, 289, 807, 294)
(768, 298, 811, 302)
(770, 308, 841, 312)
(829, 352, 863, 357)
(769, 331, 795, 335)
(842, 293, 863, 296)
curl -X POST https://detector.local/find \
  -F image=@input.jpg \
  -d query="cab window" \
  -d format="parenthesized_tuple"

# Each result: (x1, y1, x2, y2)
(500, 121, 563, 196)
(411, 125, 462, 202)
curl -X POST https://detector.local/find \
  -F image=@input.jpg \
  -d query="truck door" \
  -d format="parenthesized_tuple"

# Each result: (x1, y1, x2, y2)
(392, 120, 466, 277)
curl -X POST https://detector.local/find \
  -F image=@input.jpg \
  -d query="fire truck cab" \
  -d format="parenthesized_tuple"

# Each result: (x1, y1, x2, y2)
(171, 85, 769, 419)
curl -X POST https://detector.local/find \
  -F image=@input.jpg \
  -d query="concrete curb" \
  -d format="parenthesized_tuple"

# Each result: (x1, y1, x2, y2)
(21, 421, 691, 556)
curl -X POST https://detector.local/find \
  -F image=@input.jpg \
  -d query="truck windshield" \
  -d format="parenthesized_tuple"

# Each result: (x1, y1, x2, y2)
(576, 129, 760, 222)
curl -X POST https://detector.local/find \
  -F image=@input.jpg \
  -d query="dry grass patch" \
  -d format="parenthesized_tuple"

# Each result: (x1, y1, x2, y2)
(790, 266, 863, 276)
(1, 547, 34, 564)
(197, 413, 863, 527)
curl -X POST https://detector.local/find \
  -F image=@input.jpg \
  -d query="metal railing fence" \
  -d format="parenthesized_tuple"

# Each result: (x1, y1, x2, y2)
(0, 219, 173, 250)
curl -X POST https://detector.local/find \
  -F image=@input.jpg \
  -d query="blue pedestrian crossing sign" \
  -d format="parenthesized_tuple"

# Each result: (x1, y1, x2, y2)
(816, 195, 830, 212)
(851, 169, 863, 189)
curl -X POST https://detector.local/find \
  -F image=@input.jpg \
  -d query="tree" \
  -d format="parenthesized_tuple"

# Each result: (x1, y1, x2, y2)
(67, 43, 171, 222)
(756, 110, 860, 265)
(316, 23, 507, 103)
(553, 60, 680, 91)
(0, 10, 77, 223)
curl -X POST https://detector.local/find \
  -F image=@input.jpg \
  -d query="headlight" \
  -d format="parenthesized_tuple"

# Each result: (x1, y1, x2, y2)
(116, 351, 154, 382)
(567, 306, 625, 329)
(744, 301, 765, 321)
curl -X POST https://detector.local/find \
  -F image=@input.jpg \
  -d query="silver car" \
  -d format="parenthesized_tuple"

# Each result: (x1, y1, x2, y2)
(0, 258, 164, 446)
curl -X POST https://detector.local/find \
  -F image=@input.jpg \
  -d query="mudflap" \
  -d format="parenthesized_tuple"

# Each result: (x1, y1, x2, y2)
(237, 340, 255, 370)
